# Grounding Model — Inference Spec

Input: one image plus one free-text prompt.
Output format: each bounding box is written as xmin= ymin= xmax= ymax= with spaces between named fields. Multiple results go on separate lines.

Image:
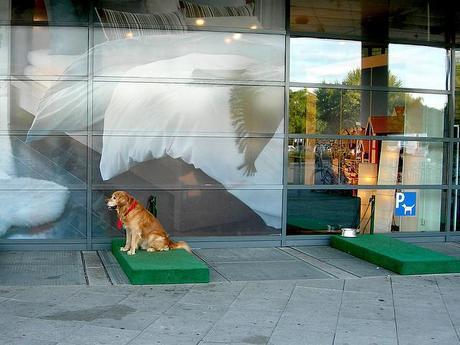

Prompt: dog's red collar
xmin=116 ymin=201 xmax=138 ymax=230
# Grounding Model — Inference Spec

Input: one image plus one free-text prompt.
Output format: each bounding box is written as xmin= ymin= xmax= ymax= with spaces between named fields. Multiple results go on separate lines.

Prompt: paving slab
xmin=89 ymin=309 xmax=161 ymax=331
xmin=418 ymin=243 xmax=460 ymax=257
xmin=178 ymin=282 xmax=245 ymax=308
xmin=6 ymin=317 xmax=84 ymax=343
xmin=0 ymin=251 xmax=83 ymax=266
xmin=64 ymin=324 xmax=141 ymax=345
xmin=334 ymin=318 xmax=398 ymax=345
xmin=203 ymin=308 xmax=280 ymax=344
xmin=7 ymin=285 xmax=82 ymax=304
xmin=131 ymin=313 xmax=217 ymax=345
xmin=0 ymin=264 xmax=86 ymax=285
xmin=194 ymin=247 xmax=296 ymax=264
xmin=294 ymin=245 xmax=356 ymax=259
xmin=269 ymin=323 xmax=335 ymax=345
xmin=3 ymin=249 xmax=460 ymax=344
xmin=280 ymin=247 xmax=355 ymax=279
xmin=0 ymin=274 xmax=460 ymax=344
xmin=436 ymin=274 xmax=460 ymax=291
xmin=295 ymin=278 xmax=345 ymax=291
xmin=213 ymin=260 xmax=331 ymax=281
xmin=4 ymin=338 xmax=58 ymax=345
xmin=344 ymin=276 xmax=393 ymax=296
xmin=324 ymin=257 xmax=394 ymax=277
xmin=98 ymin=251 xmax=130 ymax=285
xmin=339 ymin=290 xmax=395 ymax=322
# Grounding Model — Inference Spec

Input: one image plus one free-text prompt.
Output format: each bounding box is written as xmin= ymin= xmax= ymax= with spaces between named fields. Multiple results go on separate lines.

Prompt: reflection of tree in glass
xmin=289 ymin=69 xmax=405 ymax=134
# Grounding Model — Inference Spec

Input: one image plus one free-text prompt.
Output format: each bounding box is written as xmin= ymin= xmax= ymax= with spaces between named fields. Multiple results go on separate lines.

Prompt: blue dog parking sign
xmin=395 ymin=192 xmax=416 ymax=216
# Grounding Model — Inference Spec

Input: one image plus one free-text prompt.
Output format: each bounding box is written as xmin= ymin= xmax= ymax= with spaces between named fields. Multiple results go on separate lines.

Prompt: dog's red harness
xmin=117 ymin=201 xmax=138 ymax=230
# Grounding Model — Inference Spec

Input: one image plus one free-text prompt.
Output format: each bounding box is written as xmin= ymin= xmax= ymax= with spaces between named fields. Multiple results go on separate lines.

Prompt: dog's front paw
xmin=127 ymin=250 xmax=136 ymax=255
xmin=120 ymin=246 xmax=129 ymax=252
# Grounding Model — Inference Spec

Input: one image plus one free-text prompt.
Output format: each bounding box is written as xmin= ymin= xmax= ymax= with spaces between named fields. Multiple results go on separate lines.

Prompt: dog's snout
xmin=106 ymin=195 xmax=118 ymax=210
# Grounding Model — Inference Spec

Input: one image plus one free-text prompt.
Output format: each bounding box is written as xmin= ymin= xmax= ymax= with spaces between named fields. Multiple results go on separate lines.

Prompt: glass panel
xmin=287 ymin=188 xmax=446 ymax=235
xmin=290 ymin=38 xmax=361 ymax=85
xmin=0 ymin=189 xmax=86 ymax=240
xmin=290 ymin=38 xmax=448 ymax=91
xmin=288 ymin=139 xmax=445 ymax=186
xmin=92 ymin=188 xmax=282 ymax=238
xmin=455 ymin=50 xmax=460 ymax=126
xmin=454 ymin=137 xmax=460 ymax=185
xmin=0 ymin=26 xmax=9 ymax=76
xmin=289 ymin=87 xmax=447 ymax=136
xmin=388 ymin=44 xmax=447 ymax=90
xmin=183 ymin=0 xmax=285 ymax=31
xmin=92 ymin=135 xmax=283 ymax=187
xmin=92 ymin=82 xmax=284 ymax=134
xmin=10 ymin=26 xmax=88 ymax=77
xmin=10 ymin=80 xmax=88 ymax=133
xmin=0 ymin=2 xmax=10 ymax=22
xmin=0 ymin=81 xmax=7 ymax=130
xmin=10 ymin=0 xmax=89 ymax=24
xmin=1 ymin=135 xmax=87 ymax=188
xmin=93 ymin=30 xmax=285 ymax=81
xmin=289 ymin=87 xmax=361 ymax=135
xmin=290 ymin=1 xmax=455 ymax=46
xmin=453 ymin=190 xmax=460 ymax=231
xmin=92 ymin=0 xmax=284 ymax=33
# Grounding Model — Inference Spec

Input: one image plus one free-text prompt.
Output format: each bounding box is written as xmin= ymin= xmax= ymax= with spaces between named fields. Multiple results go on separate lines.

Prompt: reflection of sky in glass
xmin=290 ymin=38 xmax=448 ymax=109
xmin=389 ymin=44 xmax=447 ymax=91
xmin=290 ymin=38 xmax=361 ymax=84
xmin=408 ymin=93 xmax=447 ymax=112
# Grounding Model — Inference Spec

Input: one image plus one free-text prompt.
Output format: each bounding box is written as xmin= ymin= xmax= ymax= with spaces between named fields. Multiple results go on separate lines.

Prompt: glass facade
xmin=0 ymin=0 xmax=458 ymax=248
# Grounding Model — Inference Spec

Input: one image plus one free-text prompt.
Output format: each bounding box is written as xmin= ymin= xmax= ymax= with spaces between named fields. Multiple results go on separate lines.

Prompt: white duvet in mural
xmin=26 ymin=32 xmax=285 ymax=228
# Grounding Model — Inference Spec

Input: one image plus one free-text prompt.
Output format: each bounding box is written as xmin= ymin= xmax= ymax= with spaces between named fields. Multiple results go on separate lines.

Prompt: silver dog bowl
xmin=341 ymin=228 xmax=358 ymax=237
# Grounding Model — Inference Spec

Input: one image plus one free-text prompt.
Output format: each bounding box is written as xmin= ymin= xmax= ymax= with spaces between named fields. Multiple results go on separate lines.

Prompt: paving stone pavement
xmin=1 ymin=275 xmax=460 ymax=345
xmin=1 ymin=243 xmax=460 ymax=344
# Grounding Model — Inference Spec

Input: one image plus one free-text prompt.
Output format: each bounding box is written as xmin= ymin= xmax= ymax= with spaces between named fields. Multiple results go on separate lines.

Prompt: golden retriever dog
xmin=106 ymin=191 xmax=191 ymax=255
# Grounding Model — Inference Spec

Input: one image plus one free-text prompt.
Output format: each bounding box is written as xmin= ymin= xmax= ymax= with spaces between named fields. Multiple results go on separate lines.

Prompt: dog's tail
xmin=169 ymin=240 xmax=192 ymax=253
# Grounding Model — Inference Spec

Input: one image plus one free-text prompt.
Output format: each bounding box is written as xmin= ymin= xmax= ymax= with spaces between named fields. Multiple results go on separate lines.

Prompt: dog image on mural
xmin=106 ymin=191 xmax=191 ymax=255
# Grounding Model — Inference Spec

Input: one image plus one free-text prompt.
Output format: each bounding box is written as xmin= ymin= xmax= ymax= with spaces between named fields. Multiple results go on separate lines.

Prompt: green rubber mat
xmin=330 ymin=234 xmax=460 ymax=275
xmin=111 ymin=239 xmax=209 ymax=285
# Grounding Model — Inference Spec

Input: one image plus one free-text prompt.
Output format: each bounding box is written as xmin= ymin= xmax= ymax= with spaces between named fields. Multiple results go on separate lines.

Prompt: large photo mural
xmin=0 ymin=0 xmax=286 ymax=240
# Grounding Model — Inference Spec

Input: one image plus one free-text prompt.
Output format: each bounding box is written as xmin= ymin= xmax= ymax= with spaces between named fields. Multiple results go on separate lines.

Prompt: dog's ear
xmin=116 ymin=191 xmax=134 ymax=207
xmin=124 ymin=192 xmax=134 ymax=205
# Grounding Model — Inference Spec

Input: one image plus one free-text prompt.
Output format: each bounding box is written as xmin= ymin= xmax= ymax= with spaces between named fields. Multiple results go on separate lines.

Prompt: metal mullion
xmin=90 ymin=131 xmax=284 ymax=139
xmin=447 ymin=48 xmax=457 ymax=239
xmin=289 ymin=31 xmax=452 ymax=49
xmin=90 ymin=21 xmax=286 ymax=36
xmin=0 ymin=185 xmax=87 ymax=191
xmin=91 ymin=184 xmax=283 ymax=191
xmin=5 ymin=130 xmax=90 ymax=136
xmin=85 ymin=16 xmax=94 ymax=250
xmin=286 ymin=184 xmax=449 ymax=190
xmin=281 ymin=28 xmax=290 ymax=247
xmin=9 ymin=76 xmax=88 ymax=82
xmin=289 ymin=82 xmax=450 ymax=96
xmin=91 ymin=235 xmax=281 ymax=243
xmin=287 ymin=133 xmax=450 ymax=142
xmin=92 ymin=76 xmax=285 ymax=87
xmin=0 ymin=239 xmax=87 ymax=244
xmin=9 ymin=21 xmax=90 ymax=28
